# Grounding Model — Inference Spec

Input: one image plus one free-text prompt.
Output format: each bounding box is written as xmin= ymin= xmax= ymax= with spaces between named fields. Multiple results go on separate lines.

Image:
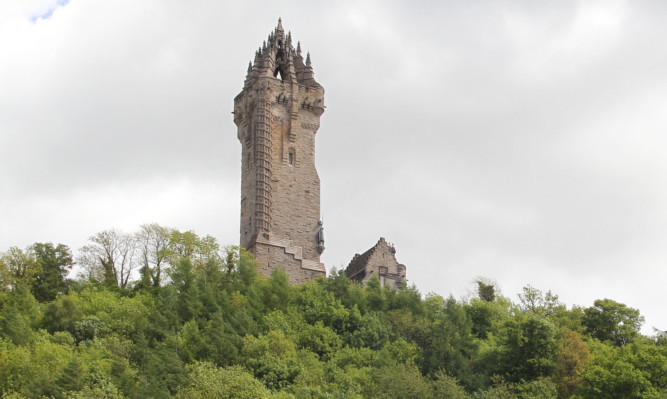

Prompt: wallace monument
xmin=233 ymin=19 xmax=406 ymax=288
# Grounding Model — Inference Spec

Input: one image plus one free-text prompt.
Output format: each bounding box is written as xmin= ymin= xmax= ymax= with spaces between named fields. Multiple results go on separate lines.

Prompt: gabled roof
xmin=346 ymin=237 xmax=393 ymax=278
xmin=346 ymin=246 xmax=376 ymax=278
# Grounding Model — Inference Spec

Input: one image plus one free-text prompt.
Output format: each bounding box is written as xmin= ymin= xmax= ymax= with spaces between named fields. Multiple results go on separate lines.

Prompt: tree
xmin=497 ymin=313 xmax=558 ymax=383
xmin=0 ymin=303 xmax=33 ymax=345
xmin=78 ymin=230 xmax=137 ymax=288
xmin=32 ymin=243 xmax=73 ymax=301
xmin=0 ymin=246 xmax=40 ymax=291
xmin=169 ymin=230 xmax=221 ymax=269
xmin=518 ymin=285 xmax=564 ymax=317
xmin=423 ymin=296 xmax=476 ymax=387
xmin=583 ymin=299 xmax=644 ymax=346
xmin=431 ymin=370 xmax=472 ymax=399
xmin=473 ymin=376 xmax=515 ymax=399
xmin=475 ymin=278 xmax=497 ymax=302
xmin=136 ymin=224 xmax=173 ymax=287
xmin=174 ymin=362 xmax=275 ymax=399
xmin=369 ymin=362 xmax=432 ymax=399
xmin=55 ymin=355 xmax=85 ymax=395
xmin=553 ymin=328 xmax=590 ymax=398
xmin=580 ymin=361 xmax=659 ymax=399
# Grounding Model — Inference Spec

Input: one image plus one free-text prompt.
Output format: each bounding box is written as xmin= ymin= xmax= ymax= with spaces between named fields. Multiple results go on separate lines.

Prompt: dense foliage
xmin=0 ymin=225 xmax=665 ymax=398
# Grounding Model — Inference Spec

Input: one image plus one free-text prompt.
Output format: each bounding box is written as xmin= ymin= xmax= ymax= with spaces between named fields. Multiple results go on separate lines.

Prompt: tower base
xmin=249 ymin=232 xmax=326 ymax=284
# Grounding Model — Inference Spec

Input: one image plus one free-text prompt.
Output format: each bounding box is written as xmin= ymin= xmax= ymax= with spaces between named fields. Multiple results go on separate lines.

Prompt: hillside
xmin=0 ymin=226 xmax=665 ymax=398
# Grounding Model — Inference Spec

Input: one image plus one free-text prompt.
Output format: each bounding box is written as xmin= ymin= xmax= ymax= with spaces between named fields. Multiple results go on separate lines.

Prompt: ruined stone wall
xmin=355 ymin=239 xmax=407 ymax=289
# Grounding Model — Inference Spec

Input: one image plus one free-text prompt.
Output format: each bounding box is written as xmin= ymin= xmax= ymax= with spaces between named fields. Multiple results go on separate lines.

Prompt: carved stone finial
xmin=277 ymin=17 xmax=283 ymax=31
xmin=247 ymin=61 xmax=252 ymax=74
xmin=306 ymin=52 xmax=312 ymax=67
xmin=296 ymin=41 xmax=301 ymax=56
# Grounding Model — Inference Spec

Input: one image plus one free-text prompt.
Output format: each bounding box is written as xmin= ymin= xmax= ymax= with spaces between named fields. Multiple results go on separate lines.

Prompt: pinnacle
xmin=277 ymin=17 xmax=283 ymax=32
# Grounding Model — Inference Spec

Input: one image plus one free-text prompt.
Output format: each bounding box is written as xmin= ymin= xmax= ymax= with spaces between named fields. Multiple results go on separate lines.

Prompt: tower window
xmin=379 ymin=266 xmax=388 ymax=287
xmin=288 ymin=149 xmax=295 ymax=166
xmin=274 ymin=67 xmax=284 ymax=81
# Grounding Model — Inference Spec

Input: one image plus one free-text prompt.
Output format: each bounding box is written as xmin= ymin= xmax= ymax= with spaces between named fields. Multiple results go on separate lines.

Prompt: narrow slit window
xmin=288 ymin=149 xmax=295 ymax=166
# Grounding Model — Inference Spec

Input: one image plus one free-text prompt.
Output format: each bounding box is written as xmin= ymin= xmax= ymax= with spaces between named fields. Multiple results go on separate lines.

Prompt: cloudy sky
xmin=1 ymin=0 xmax=666 ymax=333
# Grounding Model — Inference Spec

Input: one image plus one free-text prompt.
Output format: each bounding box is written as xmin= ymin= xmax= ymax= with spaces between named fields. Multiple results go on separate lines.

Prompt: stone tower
xmin=233 ymin=19 xmax=326 ymax=283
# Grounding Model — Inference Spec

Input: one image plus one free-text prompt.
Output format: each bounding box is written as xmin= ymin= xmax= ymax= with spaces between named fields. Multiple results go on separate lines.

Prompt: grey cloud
xmin=1 ymin=0 xmax=666 ymax=332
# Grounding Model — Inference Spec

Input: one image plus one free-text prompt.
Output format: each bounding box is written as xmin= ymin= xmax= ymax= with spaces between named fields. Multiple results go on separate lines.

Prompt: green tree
xmin=32 ymin=243 xmax=73 ymax=301
xmin=517 ymin=285 xmax=564 ymax=317
xmin=242 ymin=330 xmax=301 ymax=390
xmin=296 ymin=321 xmax=342 ymax=360
xmin=423 ymin=296 xmax=476 ymax=387
xmin=0 ymin=247 xmax=40 ymax=291
xmin=42 ymin=295 xmax=82 ymax=335
xmin=467 ymin=296 xmax=514 ymax=340
xmin=0 ymin=304 xmax=32 ymax=345
xmin=515 ymin=378 xmax=558 ymax=398
xmin=475 ymin=278 xmax=497 ymax=302
xmin=136 ymin=223 xmax=173 ymax=287
xmin=175 ymin=362 xmax=275 ymax=399
xmin=169 ymin=230 xmax=221 ymax=269
xmin=473 ymin=376 xmax=515 ymax=399
xmin=54 ymin=355 xmax=85 ymax=396
xmin=350 ymin=312 xmax=391 ymax=350
xmin=583 ymin=299 xmax=644 ymax=346
xmin=497 ymin=313 xmax=558 ymax=383
xmin=431 ymin=370 xmax=472 ymax=399
xmin=553 ymin=328 xmax=590 ymax=397
xmin=369 ymin=362 xmax=432 ymax=399
xmin=580 ymin=361 xmax=659 ymax=399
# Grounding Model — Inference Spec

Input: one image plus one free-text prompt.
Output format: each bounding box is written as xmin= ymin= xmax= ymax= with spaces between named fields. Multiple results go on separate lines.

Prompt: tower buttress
xmin=233 ymin=19 xmax=326 ymax=283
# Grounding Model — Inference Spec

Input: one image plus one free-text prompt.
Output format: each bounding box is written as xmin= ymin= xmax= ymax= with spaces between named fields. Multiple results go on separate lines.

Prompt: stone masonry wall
xmin=250 ymin=241 xmax=325 ymax=284
xmin=352 ymin=238 xmax=407 ymax=289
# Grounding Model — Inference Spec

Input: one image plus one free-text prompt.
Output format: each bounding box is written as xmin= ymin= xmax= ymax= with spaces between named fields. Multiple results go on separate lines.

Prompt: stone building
xmin=346 ymin=238 xmax=407 ymax=288
xmin=233 ymin=19 xmax=326 ymax=283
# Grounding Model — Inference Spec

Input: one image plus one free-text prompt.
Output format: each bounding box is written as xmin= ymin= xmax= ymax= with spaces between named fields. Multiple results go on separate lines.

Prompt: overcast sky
xmin=1 ymin=0 xmax=666 ymax=334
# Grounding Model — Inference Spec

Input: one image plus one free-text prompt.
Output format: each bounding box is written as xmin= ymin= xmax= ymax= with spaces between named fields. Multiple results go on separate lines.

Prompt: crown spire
xmin=242 ymin=19 xmax=320 ymax=88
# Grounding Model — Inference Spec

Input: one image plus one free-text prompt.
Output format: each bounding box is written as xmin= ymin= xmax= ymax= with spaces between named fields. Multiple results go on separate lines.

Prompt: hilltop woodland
xmin=0 ymin=224 xmax=665 ymax=398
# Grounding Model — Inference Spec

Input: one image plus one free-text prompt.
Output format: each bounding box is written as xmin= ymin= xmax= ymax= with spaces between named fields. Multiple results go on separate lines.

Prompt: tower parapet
xmin=233 ymin=19 xmax=326 ymax=283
